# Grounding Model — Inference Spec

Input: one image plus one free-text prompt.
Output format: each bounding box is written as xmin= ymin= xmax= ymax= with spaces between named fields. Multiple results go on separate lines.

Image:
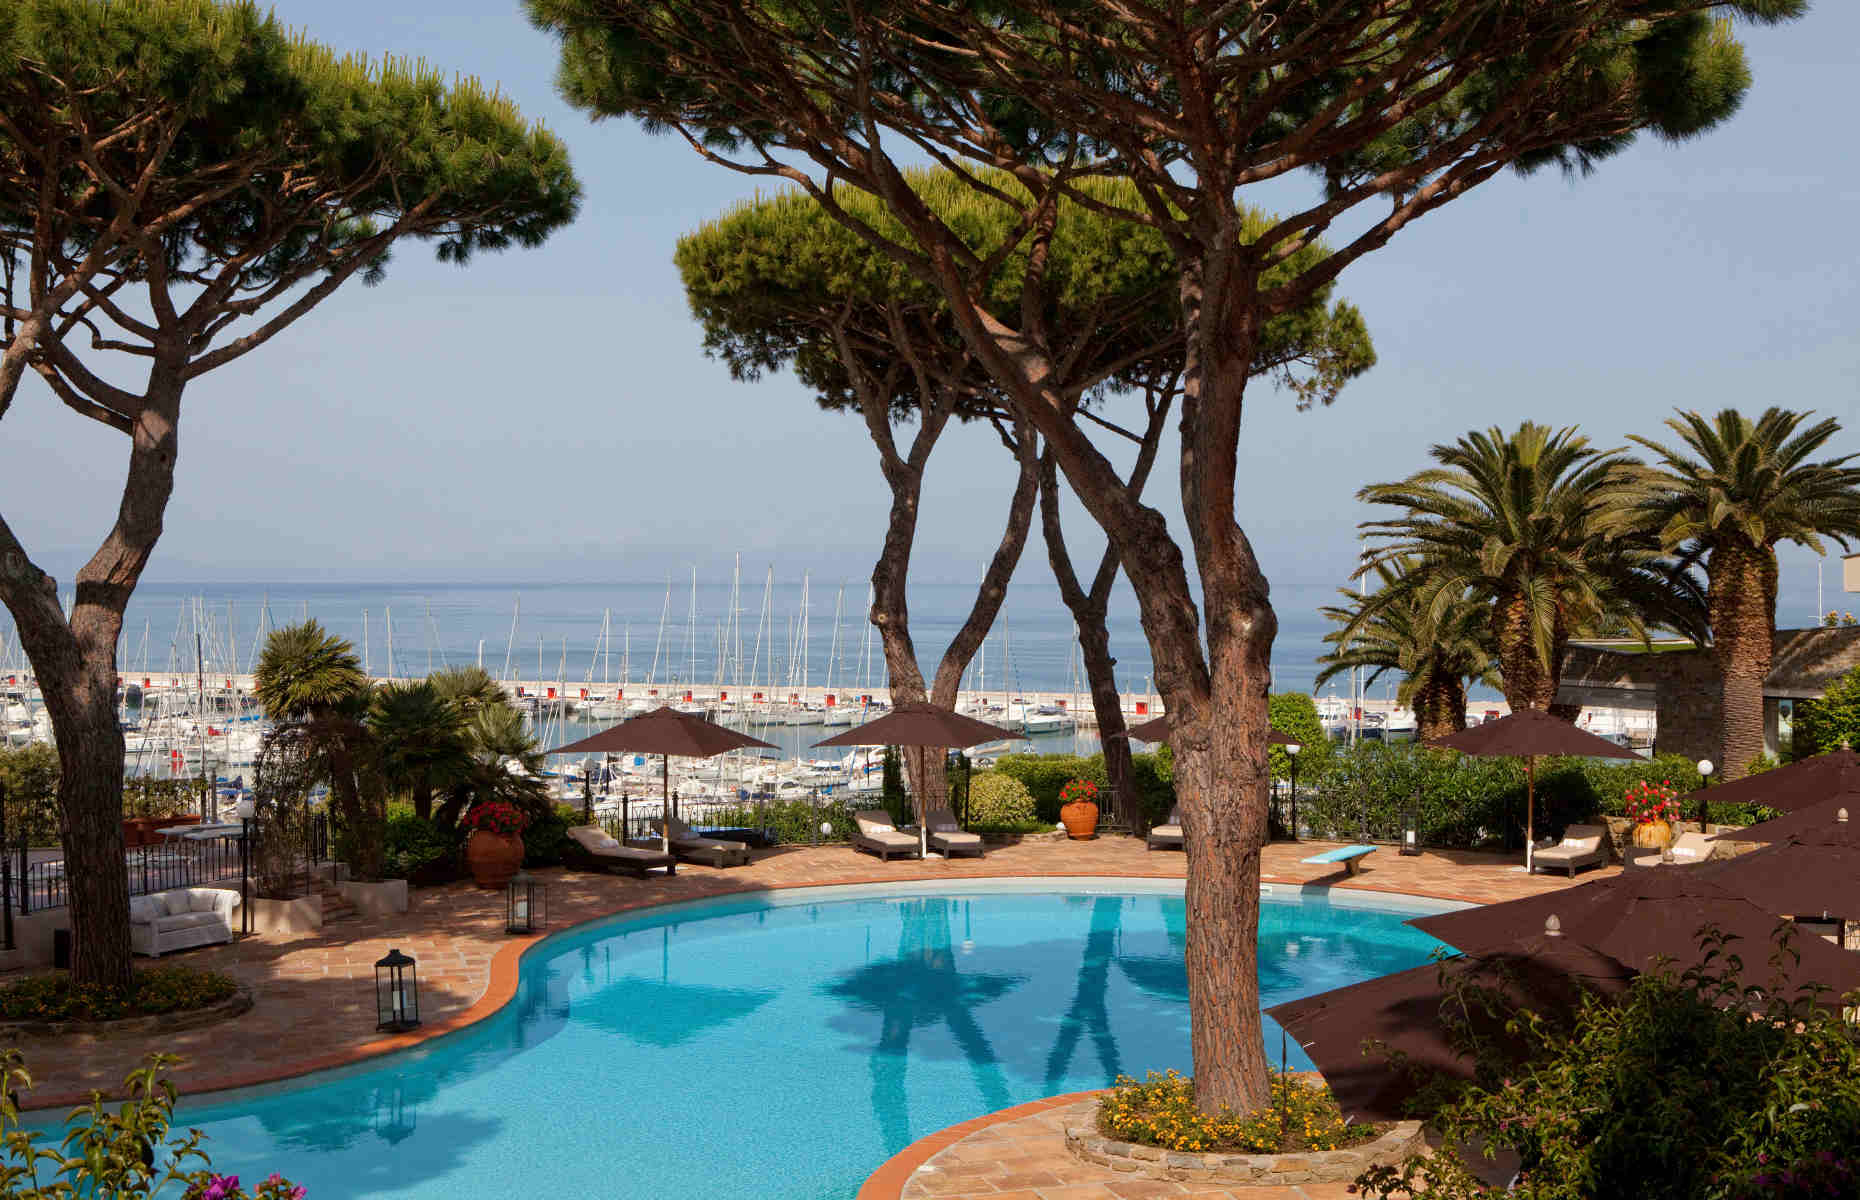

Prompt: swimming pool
xmin=137 ymin=880 xmax=1456 ymax=1199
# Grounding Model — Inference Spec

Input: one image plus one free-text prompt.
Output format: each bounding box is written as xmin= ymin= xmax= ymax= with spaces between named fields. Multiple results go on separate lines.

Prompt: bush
xmin=1269 ymin=692 xmax=1332 ymax=783
xmin=0 ymin=966 xmax=237 ymax=1023
xmin=1128 ymin=751 xmax=1176 ymax=826
xmin=1303 ymin=742 xmax=1719 ymax=848
xmin=382 ymin=803 xmax=460 ymax=882
xmin=966 ymin=819 xmax=1049 ymax=835
xmin=1356 ymin=927 xmax=1860 ymax=1200
xmin=993 ymin=753 xmax=1107 ymax=822
xmin=966 ymin=771 xmax=1038 ymax=826
xmin=1793 ymin=664 xmax=1860 ymax=759
xmin=0 ymin=1051 xmax=305 ymax=1199
xmin=0 ymin=743 xmax=59 ymax=845
xmin=1099 ymin=1070 xmax=1377 ymax=1154
xmin=521 ymin=803 xmax=585 ymax=866
xmin=674 ymin=799 xmax=861 ymax=844
xmin=122 ymin=776 xmax=201 ymax=820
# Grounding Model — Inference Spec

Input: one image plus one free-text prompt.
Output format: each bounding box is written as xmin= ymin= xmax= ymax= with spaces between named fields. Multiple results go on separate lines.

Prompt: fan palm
xmin=1357 ymin=423 xmax=1703 ymax=714
xmin=253 ymin=621 xmax=380 ymax=877
xmin=1627 ymin=408 xmax=1860 ymax=779
xmin=1316 ymin=559 xmax=1497 ymax=741
xmin=429 ymin=665 xmax=508 ymax=717
xmin=370 ymin=680 xmax=470 ymax=819
xmin=432 ymin=694 xmax=551 ymax=827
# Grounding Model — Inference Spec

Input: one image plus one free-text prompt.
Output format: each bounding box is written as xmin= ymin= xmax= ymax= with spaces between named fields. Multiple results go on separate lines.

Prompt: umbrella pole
xmin=662 ymin=754 xmax=671 ymax=852
xmin=1525 ymin=756 xmax=1536 ymax=874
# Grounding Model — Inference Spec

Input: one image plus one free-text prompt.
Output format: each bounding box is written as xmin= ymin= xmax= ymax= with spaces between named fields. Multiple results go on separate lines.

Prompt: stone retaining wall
xmin=1064 ymin=1115 xmax=1424 ymax=1187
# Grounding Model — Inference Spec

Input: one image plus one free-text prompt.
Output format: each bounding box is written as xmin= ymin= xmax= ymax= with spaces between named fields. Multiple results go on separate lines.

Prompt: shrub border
xmin=1066 ymin=1113 xmax=1422 ymax=1186
xmin=0 ymin=983 xmax=253 ymax=1040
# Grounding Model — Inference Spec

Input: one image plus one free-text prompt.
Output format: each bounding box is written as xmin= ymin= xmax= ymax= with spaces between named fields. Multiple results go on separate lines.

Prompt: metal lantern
xmin=375 ymin=947 xmax=421 ymax=1032
xmin=506 ymin=870 xmax=547 ymax=934
xmin=1399 ymin=802 xmax=1421 ymax=856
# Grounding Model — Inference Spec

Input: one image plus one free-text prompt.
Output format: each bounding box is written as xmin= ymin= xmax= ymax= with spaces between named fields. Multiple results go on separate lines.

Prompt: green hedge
xmin=691 ymin=798 xmax=860 ymax=844
xmin=993 ymin=753 xmax=1107 ymax=823
xmin=1300 ymin=743 xmax=1745 ymax=848
xmin=383 ymin=803 xmax=461 ymax=881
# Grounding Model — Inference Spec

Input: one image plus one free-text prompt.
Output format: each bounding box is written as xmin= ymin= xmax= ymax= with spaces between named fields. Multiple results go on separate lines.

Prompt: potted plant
xmin=1058 ymin=777 xmax=1101 ymax=839
xmin=461 ymin=800 xmax=530 ymax=889
xmin=1624 ymin=780 xmax=1682 ymax=849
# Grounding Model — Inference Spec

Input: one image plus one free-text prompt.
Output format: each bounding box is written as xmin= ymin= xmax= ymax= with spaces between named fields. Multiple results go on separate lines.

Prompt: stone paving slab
xmin=14 ymin=835 xmax=1613 ymax=1109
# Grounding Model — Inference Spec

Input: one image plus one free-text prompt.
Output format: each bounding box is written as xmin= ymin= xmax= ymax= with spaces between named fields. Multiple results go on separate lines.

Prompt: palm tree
xmin=431 ymin=691 xmax=551 ymax=828
xmin=1315 ymin=559 xmax=1497 ymax=741
xmin=1358 ymin=423 xmax=1703 ymax=714
xmin=370 ymin=680 xmax=470 ymax=819
xmin=1627 ymin=408 xmax=1860 ymax=779
xmin=430 ymin=665 xmax=508 ymax=717
xmin=253 ymin=621 xmax=381 ymax=878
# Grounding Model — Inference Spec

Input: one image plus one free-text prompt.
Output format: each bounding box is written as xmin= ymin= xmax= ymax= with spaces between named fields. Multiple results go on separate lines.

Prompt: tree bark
xmin=0 ymin=361 xmax=182 ymax=990
xmin=1492 ymin=592 xmax=1560 ymax=711
xmin=1708 ymin=539 xmax=1776 ymax=781
xmin=1413 ymin=673 xmax=1468 ymax=743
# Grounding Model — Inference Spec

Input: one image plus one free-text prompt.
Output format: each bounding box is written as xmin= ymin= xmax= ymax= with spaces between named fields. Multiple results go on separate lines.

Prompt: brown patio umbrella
xmin=1266 ymin=935 xmax=1635 ymax=1121
xmin=1698 ymin=837 xmax=1860 ymax=925
xmin=1428 ymin=708 xmax=1640 ymax=873
xmin=549 ymin=706 xmax=776 ymax=850
xmin=1410 ymin=869 xmax=1860 ymax=1001
xmin=1121 ymin=714 xmax=1294 ymax=745
xmin=814 ymin=703 xmax=1026 ymax=856
xmin=1718 ymin=795 xmax=1860 ymax=845
xmin=1678 ymin=747 xmax=1860 ymax=815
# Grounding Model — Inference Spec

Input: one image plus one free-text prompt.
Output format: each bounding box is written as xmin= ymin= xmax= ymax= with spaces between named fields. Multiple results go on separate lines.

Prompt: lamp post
xmin=1696 ymin=758 xmax=1715 ymax=833
xmin=1285 ymin=743 xmax=1301 ymax=843
xmin=235 ymin=795 xmax=256 ymax=937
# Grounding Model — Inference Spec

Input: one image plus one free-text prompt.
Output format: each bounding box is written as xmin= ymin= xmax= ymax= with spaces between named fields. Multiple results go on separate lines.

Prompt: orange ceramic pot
xmin=1060 ymin=800 xmax=1100 ymax=840
xmin=1632 ymin=819 xmax=1672 ymax=850
xmin=466 ymin=830 xmax=525 ymax=889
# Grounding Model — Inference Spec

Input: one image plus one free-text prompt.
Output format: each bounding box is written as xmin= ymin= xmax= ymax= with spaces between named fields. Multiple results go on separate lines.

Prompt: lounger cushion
xmin=1150 ymin=824 xmax=1183 ymax=839
xmin=931 ymin=819 xmax=958 ymax=832
xmin=865 ymin=822 xmax=894 ymax=834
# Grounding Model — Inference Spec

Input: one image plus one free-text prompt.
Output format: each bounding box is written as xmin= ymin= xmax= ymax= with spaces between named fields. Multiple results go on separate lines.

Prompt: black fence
xmin=2 ymin=812 xmax=330 ymax=919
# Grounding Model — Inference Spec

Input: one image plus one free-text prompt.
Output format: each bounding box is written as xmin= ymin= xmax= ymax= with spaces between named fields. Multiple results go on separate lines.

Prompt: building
xmin=1558 ymin=626 xmax=1860 ymax=763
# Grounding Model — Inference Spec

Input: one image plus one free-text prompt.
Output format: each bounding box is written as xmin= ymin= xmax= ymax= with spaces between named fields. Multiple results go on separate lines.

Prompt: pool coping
xmin=855 ymin=1090 xmax=1108 ymax=1200
xmin=25 ymin=862 xmax=1487 ymax=1111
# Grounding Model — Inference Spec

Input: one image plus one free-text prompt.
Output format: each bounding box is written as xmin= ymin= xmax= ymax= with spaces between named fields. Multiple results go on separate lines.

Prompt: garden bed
xmin=1067 ymin=1071 xmax=1418 ymax=1187
xmin=0 ymin=966 xmax=252 ymax=1038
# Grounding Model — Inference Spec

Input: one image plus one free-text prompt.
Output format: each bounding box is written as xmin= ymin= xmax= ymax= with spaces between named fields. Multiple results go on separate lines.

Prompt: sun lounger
xmin=1146 ymin=807 xmax=1184 ymax=851
xmin=1627 ymin=829 xmax=1719 ymax=868
xmin=1530 ymin=824 xmax=1609 ymax=877
xmin=853 ymin=811 xmax=921 ymax=861
xmin=659 ymin=816 xmax=751 ymax=867
xmin=924 ymin=809 xmax=983 ymax=858
xmin=1301 ymin=845 xmax=1378 ymax=876
xmin=566 ymin=826 xmax=676 ymax=877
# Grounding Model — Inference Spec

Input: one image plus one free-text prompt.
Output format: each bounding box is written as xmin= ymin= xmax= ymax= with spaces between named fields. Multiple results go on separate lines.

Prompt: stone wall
xmin=1558 ymin=626 xmax=1860 ymax=763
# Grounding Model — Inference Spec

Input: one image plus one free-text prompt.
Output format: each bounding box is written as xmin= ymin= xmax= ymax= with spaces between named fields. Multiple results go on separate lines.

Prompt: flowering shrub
xmin=184 ymin=1175 xmax=308 ymax=1200
xmin=0 ymin=1051 xmax=306 ymax=1199
xmin=460 ymin=799 xmax=529 ymax=836
xmin=1097 ymin=1069 xmax=1377 ymax=1154
xmin=1058 ymin=778 xmax=1099 ymax=808
xmin=966 ymin=771 xmax=1037 ymax=826
xmin=1623 ymin=779 xmax=1682 ymax=825
xmin=0 ymin=966 xmax=237 ymax=1023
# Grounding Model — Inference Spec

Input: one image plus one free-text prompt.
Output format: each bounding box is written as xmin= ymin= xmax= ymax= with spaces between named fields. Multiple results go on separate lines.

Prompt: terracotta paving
xmin=13 ymin=835 xmax=1615 ymax=1112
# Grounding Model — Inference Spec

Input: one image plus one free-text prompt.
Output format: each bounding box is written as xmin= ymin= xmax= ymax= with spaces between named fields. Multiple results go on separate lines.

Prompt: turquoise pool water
xmin=125 ymin=881 xmax=1453 ymax=1199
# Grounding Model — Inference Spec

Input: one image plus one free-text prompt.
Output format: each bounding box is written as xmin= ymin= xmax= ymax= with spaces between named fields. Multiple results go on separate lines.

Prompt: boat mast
xmin=502 ymin=595 xmax=520 ymax=682
xmin=648 ymin=576 xmax=671 ymax=687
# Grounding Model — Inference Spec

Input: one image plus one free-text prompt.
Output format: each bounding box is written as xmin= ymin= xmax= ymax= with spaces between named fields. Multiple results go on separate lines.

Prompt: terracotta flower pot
xmin=466 ymin=830 xmax=525 ymax=889
xmin=1632 ymin=819 xmax=1672 ymax=849
xmin=1060 ymin=799 xmax=1100 ymax=840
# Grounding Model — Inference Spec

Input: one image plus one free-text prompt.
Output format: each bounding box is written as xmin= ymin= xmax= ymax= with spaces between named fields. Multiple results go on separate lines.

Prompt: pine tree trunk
xmin=1708 ymin=539 xmax=1776 ymax=781
xmin=1077 ymin=616 xmax=1133 ymax=819
xmin=49 ymin=663 xmax=134 ymax=990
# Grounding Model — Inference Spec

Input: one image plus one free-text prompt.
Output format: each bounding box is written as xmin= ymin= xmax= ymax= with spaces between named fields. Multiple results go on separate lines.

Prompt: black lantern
xmin=375 ymin=947 xmax=420 ymax=1032
xmin=506 ymin=870 xmax=547 ymax=934
xmin=1399 ymin=802 xmax=1421 ymax=856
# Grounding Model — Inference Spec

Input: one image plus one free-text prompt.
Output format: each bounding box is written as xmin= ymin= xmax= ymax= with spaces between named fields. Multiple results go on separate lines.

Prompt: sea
xmin=2 ymin=576 xmax=1393 ymax=762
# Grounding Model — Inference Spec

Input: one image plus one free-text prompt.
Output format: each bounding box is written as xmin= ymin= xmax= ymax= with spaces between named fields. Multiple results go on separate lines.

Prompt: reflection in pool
xmin=98 ymin=883 xmax=1451 ymax=1200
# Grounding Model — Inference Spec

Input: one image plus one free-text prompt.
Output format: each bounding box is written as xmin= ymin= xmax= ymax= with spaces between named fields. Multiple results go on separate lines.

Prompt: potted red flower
xmin=1058 ymin=778 xmax=1100 ymax=840
xmin=461 ymin=799 xmax=530 ymax=889
xmin=1624 ymin=779 xmax=1682 ymax=849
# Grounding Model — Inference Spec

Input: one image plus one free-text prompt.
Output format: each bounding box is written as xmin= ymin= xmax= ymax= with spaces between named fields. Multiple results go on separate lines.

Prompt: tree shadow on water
xmin=823 ymin=898 xmax=1026 ymax=1153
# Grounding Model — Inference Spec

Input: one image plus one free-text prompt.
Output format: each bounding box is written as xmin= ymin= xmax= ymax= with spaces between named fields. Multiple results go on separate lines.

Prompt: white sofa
xmin=128 ymin=888 xmax=240 ymax=957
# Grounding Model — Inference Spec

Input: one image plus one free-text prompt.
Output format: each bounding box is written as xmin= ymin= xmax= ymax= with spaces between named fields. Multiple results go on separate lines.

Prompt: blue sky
xmin=2 ymin=2 xmax=1856 ymax=630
